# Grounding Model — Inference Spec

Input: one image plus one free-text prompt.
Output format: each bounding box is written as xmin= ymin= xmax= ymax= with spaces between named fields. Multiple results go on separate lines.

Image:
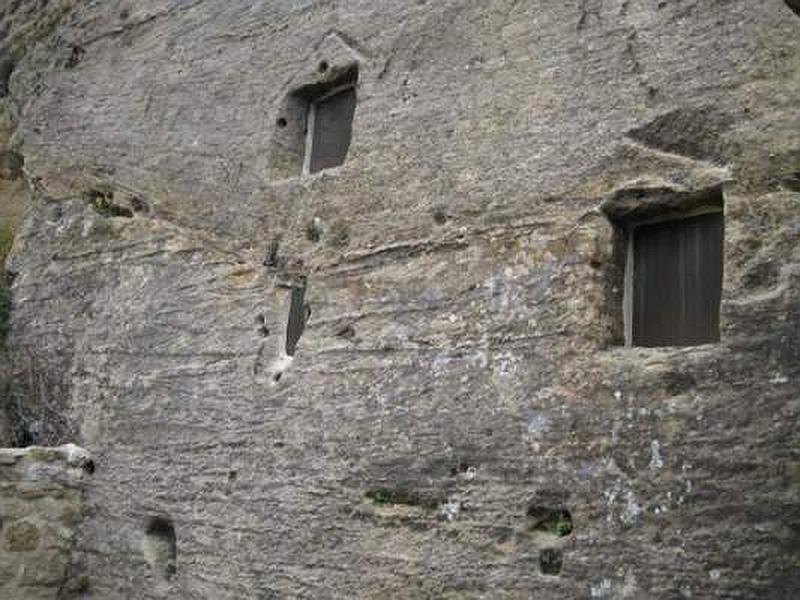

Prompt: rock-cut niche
xmin=269 ymin=63 xmax=358 ymax=178
xmin=142 ymin=517 xmax=177 ymax=581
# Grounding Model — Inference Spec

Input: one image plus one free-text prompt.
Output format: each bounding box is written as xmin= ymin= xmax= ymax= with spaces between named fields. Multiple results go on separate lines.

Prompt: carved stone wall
xmin=1 ymin=1 xmax=799 ymax=598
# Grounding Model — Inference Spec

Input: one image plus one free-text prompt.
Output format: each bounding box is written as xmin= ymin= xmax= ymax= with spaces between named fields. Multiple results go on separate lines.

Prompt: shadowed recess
xmin=365 ymin=487 xmax=445 ymax=510
xmin=540 ymin=548 xmax=563 ymax=575
xmin=526 ymin=505 xmax=573 ymax=537
xmin=285 ymin=281 xmax=309 ymax=356
xmin=143 ymin=517 xmax=176 ymax=580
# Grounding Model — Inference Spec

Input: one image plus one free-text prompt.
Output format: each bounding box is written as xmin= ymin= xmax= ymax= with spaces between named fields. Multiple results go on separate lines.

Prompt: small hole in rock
xmin=273 ymin=372 xmax=282 ymax=383
xmin=432 ymin=208 xmax=448 ymax=225
xmin=318 ymin=60 xmax=329 ymax=73
xmin=540 ymin=548 xmax=563 ymax=576
xmin=306 ymin=220 xmax=322 ymax=243
xmin=276 ymin=117 xmax=287 ymax=128
xmin=264 ymin=239 xmax=280 ymax=267
xmin=0 ymin=57 xmax=16 ymax=97
xmin=130 ymin=196 xmax=148 ymax=213
xmin=0 ymin=150 xmax=24 ymax=180
xmin=255 ymin=314 xmax=270 ymax=336
xmin=82 ymin=459 xmax=95 ymax=474
xmin=85 ymin=189 xmax=133 ymax=218
xmin=65 ymin=45 xmax=85 ymax=69
xmin=526 ymin=506 xmax=573 ymax=537
xmin=227 ymin=470 xmax=237 ymax=481
xmin=335 ymin=324 xmax=356 ymax=339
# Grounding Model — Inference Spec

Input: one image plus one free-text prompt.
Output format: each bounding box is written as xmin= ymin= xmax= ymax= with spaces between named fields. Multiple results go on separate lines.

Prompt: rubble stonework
xmin=0 ymin=445 xmax=91 ymax=599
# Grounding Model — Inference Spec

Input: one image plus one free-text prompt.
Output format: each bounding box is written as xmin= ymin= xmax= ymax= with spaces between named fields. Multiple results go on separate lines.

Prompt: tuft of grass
xmin=366 ymin=489 xmax=398 ymax=506
xmin=554 ymin=513 xmax=573 ymax=537
xmin=527 ymin=505 xmax=574 ymax=537
xmin=365 ymin=487 xmax=444 ymax=510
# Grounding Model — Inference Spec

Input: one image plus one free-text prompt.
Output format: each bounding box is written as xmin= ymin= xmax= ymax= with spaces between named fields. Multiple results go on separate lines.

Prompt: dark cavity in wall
xmin=786 ymin=1 xmax=800 ymax=17
xmin=0 ymin=150 xmax=24 ymax=180
xmin=306 ymin=218 xmax=322 ymax=242
xmin=65 ymin=44 xmax=85 ymax=69
xmin=143 ymin=517 xmax=176 ymax=580
xmin=264 ymin=238 xmax=281 ymax=268
xmin=255 ymin=314 xmax=270 ymax=337
xmin=84 ymin=189 xmax=133 ymax=218
xmin=365 ymin=487 xmax=445 ymax=510
xmin=526 ymin=505 xmax=573 ymax=537
xmin=285 ymin=280 xmax=309 ymax=356
xmin=0 ymin=57 xmax=15 ymax=97
xmin=130 ymin=196 xmax=149 ymax=214
xmin=539 ymin=548 xmax=563 ymax=575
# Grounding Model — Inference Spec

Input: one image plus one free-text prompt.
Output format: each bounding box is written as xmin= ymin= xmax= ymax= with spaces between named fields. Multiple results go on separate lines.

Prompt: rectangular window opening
xmin=304 ymin=84 xmax=357 ymax=175
xmin=624 ymin=208 xmax=724 ymax=348
xmin=268 ymin=65 xmax=358 ymax=179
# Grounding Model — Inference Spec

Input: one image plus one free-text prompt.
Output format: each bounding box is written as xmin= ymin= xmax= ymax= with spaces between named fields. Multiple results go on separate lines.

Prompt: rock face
xmin=1 ymin=0 xmax=800 ymax=598
xmin=0 ymin=444 xmax=92 ymax=599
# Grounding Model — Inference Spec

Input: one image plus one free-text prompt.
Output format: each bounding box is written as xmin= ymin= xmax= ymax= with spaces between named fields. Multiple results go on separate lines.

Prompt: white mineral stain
xmin=440 ymin=501 xmax=461 ymax=522
xmin=526 ymin=411 xmax=551 ymax=436
xmin=649 ymin=440 xmax=664 ymax=472
xmin=590 ymin=578 xmax=613 ymax=598
xmin=621 ymin=573 xmax=638 ymax=598
xmin=269 ymin=352 xmax=293 ymax=386
xmin=621 ymin=491 xmax=642 ymax=525
xmin=770 ymin=373 xmax=788 ymax=384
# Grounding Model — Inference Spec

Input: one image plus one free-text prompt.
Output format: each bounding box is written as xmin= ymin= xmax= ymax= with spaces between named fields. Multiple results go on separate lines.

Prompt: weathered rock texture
xmin=0 ymin=444 xmax=92 ymax=599
xmin=1 ymin=0 xmax=800 ymax=598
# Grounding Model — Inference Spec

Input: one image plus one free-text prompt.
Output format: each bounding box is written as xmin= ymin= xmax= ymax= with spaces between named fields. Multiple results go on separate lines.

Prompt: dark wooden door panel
xmin=632 ymin=212 xmax=723 ymax=347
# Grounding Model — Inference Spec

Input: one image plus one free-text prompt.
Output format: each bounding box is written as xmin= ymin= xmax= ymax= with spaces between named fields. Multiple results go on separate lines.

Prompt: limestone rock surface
xmin=1 ymin=0 xmax=799 ymax=598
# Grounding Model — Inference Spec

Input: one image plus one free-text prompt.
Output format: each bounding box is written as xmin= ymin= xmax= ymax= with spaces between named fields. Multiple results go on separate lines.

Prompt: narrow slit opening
xmin=285 ymin=281 xmax=308 ymax=356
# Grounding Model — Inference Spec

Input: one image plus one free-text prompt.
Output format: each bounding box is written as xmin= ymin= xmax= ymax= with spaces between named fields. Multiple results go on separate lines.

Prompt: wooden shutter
xmin=308 ymin=87 xmax=356 ymax=174
xmin=631 ymin=212 xmax=723 ymax=347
